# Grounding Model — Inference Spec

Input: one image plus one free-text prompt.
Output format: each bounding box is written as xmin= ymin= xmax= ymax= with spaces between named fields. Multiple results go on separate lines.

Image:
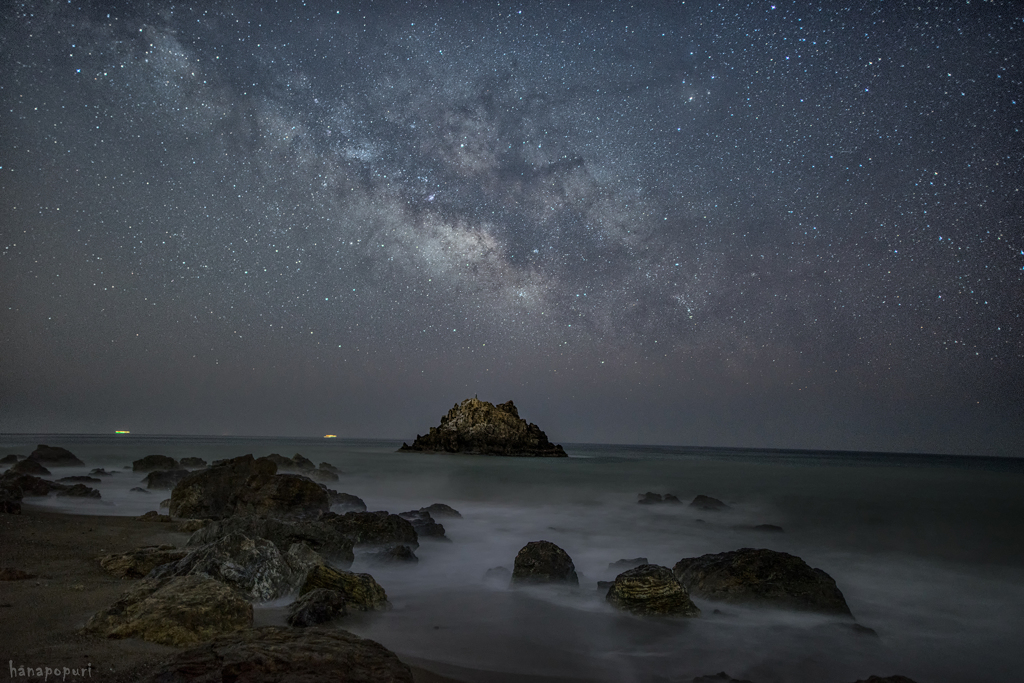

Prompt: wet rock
xmin=366 ymin=544 xmax=418 ymax=565
xmin=399 ymin=397 xmax=567 ymax=456
xmin=606 ymin=564 xmax=701 ymax=617
xmin=690 ymin=495 xmax=729 ymax=510
xmin=57 ymin=483 xmax=101 ymax=498
xmin=57 ymin=475 xmax=101 ymax=483
xmin=673 ymin=548 xmax=852 ymax=615
xmin=484 ymin=566 xmax=512 ymax=583
xmin=99 ymin=545 xmax=190 ymax=579
xmin=692 ymin=673 xmax=754 ymax=683
xmin=421 ymin=503 xmax=462 ymax=518
xmin=137 ymin=626 xmax=414 ymax=683
xmin=186 ymin=515 xmax=354 ymax=567
xmin=83 ymin=575 xmax=252 ymax=647
xmin=324 ymin=489 xmax=367 ymax=512
xmin=300 ymin=565 xmax=390 ymax=611
xmin=90 ymin=468 xmax=115 ymax=476
xmin=511 ymin=540 xmax=579 ymax=586
xmin=152 ymin=532 xmax=303 ymax=602
xmin=0 ymin=472 xmax=67 ymax=496
xmin=286 ymin=588 xmax=348 ymax=627
xmin=168 ymin=454 xmax=276 ymax=520
xmin=27 ymin=444 xmax=84 ymax=467
xmin=133 ymin=454 xmax=179 ymax=472
xmin=231 ymin=473 xmax=330 ymax=520
xmin=0 ymin=454 xmax=22 ymax=465
xmin=137 ymin=511 xmax=173 ymax=522
xmin=10 ymin=459 xmax=51 ymax=476
xmin=130 ymin=487 xmax=150 ymax=493
xmin=609 ymin=557 xmax=648 ymax=572
xmin=323 ymin=510 xmax=418 ymax=548
xmin=179 ymin=457 xmax=207 ymax=468
xmin=143 ymin=469 xmax=191 ymax=490
xmin=0 ymin=568 xmax=36 ymax=580
xmin=398 ymin=509 xmax=448 ymax=540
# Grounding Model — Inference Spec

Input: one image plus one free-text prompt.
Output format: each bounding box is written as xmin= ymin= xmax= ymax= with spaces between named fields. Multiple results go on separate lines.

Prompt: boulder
xmin=299 ymin=565 xmax=390 ymax=611
xmin=231 ymin=473 xmax=330 ymax=520
xmin=143 ymin=469 xmax=191 ymax=490
xmin=27 ymin=444 xmax=84 ymax=467
xmin=99 ymin=545 xmax=190 ymax=579
xmin=179 ymin=457 xmax=208 ymax=469
xmin=137 ymin=511 xmax=173 ymax=522
xmin=511 ymin=540 xmax=579 ymax=586
xmin=57 ymin=475 xmax=101 ymax=483
xmin=0 ymin=454 xmax=22 ymax=465
xmin=137 ymin=626 xmax=414 ymax=683
xmin=399 ymin=397 xmax=567 ymax=456
xmin=421 ymin=503 xmax=461 ymax=518
xmin=606 ymin=564 xmax=701 ymax=617
xmin=609 ymin=557 xmax=648 ymax=572
xmin=318 ymin=462 xmax=340 ymax=474
xmin=150 ymin=532 xmax=303 ymax=602
xmin=56 ymin=483 xmax=101 ymax=498
xmin=673 ymin=548 xmax=852 ymax=615
xmin=690 ymin=495 xmax=728 ymax=511
xmin=186 ymin=515 xmax=354 ymax=568
xmin=0 ymin=472 xmax=67 ymax=496
xmin=398 ymin=509 xmax=448 ymax=540
xmin=10 ymin=459 xmax=51 ymax=476
xmin=169 ymin=454 xmax=276 ymax=520
xmin=286 ymin=588 xmax=348 ymax=627
xmin=324 ymin=489 xmax=367 ymax=512
xmin=323 ymin=511 xmax=418 ymax=547
xmin=83 ymin=575 xmax=252 ymax=647
xmin=366 ymin=544 xmax=418 ymax=565
xmin=90 ymin=468 xmax=115 ymax=476
xmin=133 ymin=454 xmax=179 ymax=472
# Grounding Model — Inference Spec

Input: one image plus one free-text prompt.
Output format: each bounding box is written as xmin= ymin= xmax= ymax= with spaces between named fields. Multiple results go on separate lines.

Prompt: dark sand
xmin=0 ymin=504 xmax=466 ymax=683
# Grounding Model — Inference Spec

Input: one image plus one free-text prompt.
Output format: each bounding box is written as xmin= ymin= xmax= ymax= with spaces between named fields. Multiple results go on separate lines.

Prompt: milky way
xmin=2 ymin=1 xmax=1021 ymax=454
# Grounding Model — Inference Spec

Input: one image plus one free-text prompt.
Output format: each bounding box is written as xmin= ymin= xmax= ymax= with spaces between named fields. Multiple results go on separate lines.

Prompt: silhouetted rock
xmin=10 ymin=459 xmax=51 ymax=476
xmin=130 ymin=487 xmax=150 ymax=493
xmin=690 ymin=495 xmax=729 ymax=510
xmin=318 ymin=462 xmax=340 ymax=474
xmin=0 ymin=472 xmax=67 ymax=496
xmin=169 ymin=454 xmax=276 ymax=520
xmin=27 ymin=444 xmax=84 ymax=467
xmin=399 ymin=509 xmax=448 ymax=540
xmin=286 ymin=588 xmax=348 ymax=627
xmin=324 ymin=489 xmax=367 ymax=511
xmin=609 ymin=557 xmax=648 ymax=572
xmin=0 ymin=454 xmax=22 ymax=465
xmin=606 ymin=564 xmax=700 ymax=617
xmin=187 ymin=515 xmax=354 ymax=567
xmin=133 ymin=454 xmax=179 ymax=472
xmin=322 ymin=510 xmax=418 ymax=547
xmin=400 ymin=397 xmax=567 ymax=456
xmin=57 ymin=483 xmax=100 ymax=498
xmin=673 ymin=548 xmax=852 ymax=615
xmin=137 ymin=511 xmax=172 ymax=522
xmin=83 ymin=575 xmax=252 ymax=647
xmin=299 ymin=565 xmax=390 ymax=611
xmin=692 ymin=673 xmax=753 ymax=683
xmin=179 ymin=457 xmax=207 ymax=469
xmin=231 ymin=473 xmax=330 ymax=520
xmin=484 ymin=566 xmax=512 ymax=583
xmin=367 ymin=544 xmax=418 ymax=565
xmin=258 ymin=453 xmax=315 ymax=472
xmin=99 ymin=545 xmax=189 ymax=579
xmin=137 ymin=626 xmax=414 ymax=683
xmin=90 ymin=468 xmax=115 ymax=476
xmin=143 ymin=469 xmax=191 ymax=489
xmin=511 ymin=540 xmax=579 ymax=586
xmin=638 ymin=492 xmax=682 ymax=505
xmin=58 ymin=475 xmax=101 ymax=483
xmin=0 ymin=484 xmax=20 ymax=514
xmin=421 ymin=503 xmax=462 ymax=518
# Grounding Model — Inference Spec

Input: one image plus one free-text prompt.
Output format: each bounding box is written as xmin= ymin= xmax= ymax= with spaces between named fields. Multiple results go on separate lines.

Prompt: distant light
xmin=324 ymin=434 xmax=337 ymax=439
xmin=115 ymin=430 xmax=130 ymax=434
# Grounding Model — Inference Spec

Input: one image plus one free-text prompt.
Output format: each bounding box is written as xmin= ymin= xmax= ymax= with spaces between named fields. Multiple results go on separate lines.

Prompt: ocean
xmin=3 ymin=434 xmax=1022 ymax=683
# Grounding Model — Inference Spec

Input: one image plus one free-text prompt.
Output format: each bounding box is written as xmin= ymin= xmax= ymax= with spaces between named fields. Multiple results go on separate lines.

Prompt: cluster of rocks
xmin=1 ymin=445 xmax=103 ymax=511
xmin=637 ymin=492 xmax=730 ymax=510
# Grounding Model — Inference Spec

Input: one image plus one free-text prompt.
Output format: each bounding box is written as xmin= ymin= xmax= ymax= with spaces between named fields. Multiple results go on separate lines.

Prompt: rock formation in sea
xmin=690 ymin=495 xmax=729 ymax=510
xmin=179 ymin=457 xmax=208 ymax=469
xmin=322 ymin=489 xmax=366 ymax=512
xmin=399 ymin=397 xmax=567 ymax=456
xmin=605 ymin=564 xmax=701 ymax=617
xmin=321 ymin=510 xmax=419 ymax=547
xmin=143 ymin=469 xmax=191 ymax=489
xmin=286 ymin=588 xmax=348 ymax=627
xmin=399 ymin=509 xmax=448 ymax=540
xmin=56 ymin=483 xmax=101 ymax=498
xmin=186 ymin=515 xmax=355 ymax=567
xmin=133 ymin=454 xmax=179 ymax=471
xmin=27 ymin=444 xmax=85 ymax=467
xmin=638 ymin=492 xmax=682 ymax=504
xmin=366 ymin=544 xmax=419 ymax=565
xmin=609 ymin=557 xmax=649 ymax=572
xmin=9 ymin=459 xmax=51 ymax=476
xmin=420 ymin=502 xmax=462 ymax=517
xmin=511 ymin=540 xmax=579 ymax=586
xmin=299 ymin=565 xmax=390 ymax=611
xmin=673 ymin=547 xmax=852 ymax=615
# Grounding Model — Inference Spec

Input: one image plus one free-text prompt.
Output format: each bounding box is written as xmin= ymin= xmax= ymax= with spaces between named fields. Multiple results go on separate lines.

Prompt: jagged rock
xmin=673 ymin=548 xmax=852 ymax=615
xmin=291 ymin=454 xmax=315 ymax=470
xmin=606 ymin=564 xmax=701 ymax=617
xmin=57 ymin=483 xmax=101 ymax=498
xmin=90 ymin=468 xmax=115 ymax=476
xmin=318 ymin=462 xmax=340 ymax=474
xmin=299 ymin=565 xmax=390 ymax=611
xmin=83 ymin=575 xmax=252 ymax=647
xmin=286 ymin=588 xmax=348 ymax=627
xmin=609 ymin=557 xmax=648 ymax=571
xmin=0 ymin=454 xmax=22 ymax=465
xmin=137 ymin=511 xmax=172 ymax=522
xmin=130 ymin=487 xmax=150 ymax=493
xmin=179 ymin=457 xmax=207 ymax=468
xmin=10 ymin=459 xmax=51 ymax=476
xmin=0 ymin=568 xmax=36 ymax=580
xmin=398 ymin=509 xmax=448 ymax=540
xmin=230 ymin=473 xmax=330 ymax=520
xmin=152 ymin=532 xmax=310 ymax=602
xmin=421 ymin=503 xmax=461 ymax=518
xmin=324 ymin=489 xmax=367 ymax=512
xmin=690 ymin=495 xmax=729 ymax=510
xmin=143 ymin=469 xmax=191 ymax=489
xmin=484 ymin=566 xmax=512 ymax=583
xmin=27 ymin=444 xmax=84 ymax=467
xmin=99 ymin=545 xmax=190 ymax=579
xmin=0 ymin=472 xmax=67 ymax=496
xmin=57 ymin=475 xmax=101 ymax=483
xmin=692 ymin=674 xmax=753 ymax=683
xmin=137 ymin=626 xmax=414 ymax=683
xmin=511 ymin=540 xmax=579 ymax=586
xmin=186 ymin=515 xmax=354 ymax=567
xmin=366 ymin=544 xmax=418 ymax=565
xmin=133 ymin=455 xmax=179 ymax=472
xmin=322 ymin=511 xmax=418 ymax=547
xmin=399 ymin=397 xmax=567 ymax=457
xmin=638 ymin=492 xmax=662 ymax=504
xmin=169 ymin=454 xmax=276 ymax=520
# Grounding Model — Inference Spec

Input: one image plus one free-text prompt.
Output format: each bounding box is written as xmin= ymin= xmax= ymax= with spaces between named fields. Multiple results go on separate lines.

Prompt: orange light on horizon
xmin=324 ymin=434 xmax=337 ymax=438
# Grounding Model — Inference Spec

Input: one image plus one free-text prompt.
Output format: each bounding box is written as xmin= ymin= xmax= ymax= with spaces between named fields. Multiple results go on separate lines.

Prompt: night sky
xmin=2 ymin=1 xmax=1021 ymax=455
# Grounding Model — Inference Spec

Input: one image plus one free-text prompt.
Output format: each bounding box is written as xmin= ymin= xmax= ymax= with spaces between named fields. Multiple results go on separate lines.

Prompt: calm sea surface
xmin=4 ymin=434 xmax=1023 ymax=683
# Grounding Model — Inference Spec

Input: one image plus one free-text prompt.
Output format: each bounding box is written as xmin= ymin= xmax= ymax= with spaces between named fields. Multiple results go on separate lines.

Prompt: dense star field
xmin=1 ymin=1 xmax=1021 ymax=453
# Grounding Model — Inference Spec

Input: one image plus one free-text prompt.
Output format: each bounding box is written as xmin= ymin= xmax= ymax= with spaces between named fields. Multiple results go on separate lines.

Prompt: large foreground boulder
xmin=286 ymin=588 xmax=348 ymax=627
xmin=606 ymin=564 xmax=701 ymax=617
xmin=232 ymin=473 xmax=330 ymax=520
xmin=511 ymin=540 xmax=579 ymax=586
xmin=673 ymin=548 xmax=852 ymax=615
xmin=169 ymin=454 xmax=276 ymax=519
xmin=137 ymin=626 xmax=414 ymax=683
xmin=144 ymin=469 xmax=191 ymax=489
xmin=300 ymin=565 xmax=390 ymax=611
xmin=323 ymin=511 xmax=418 ymax=547
xmin=186 ymin=515 xmax=354 ymax=568
xmin=84 ymin=575 xmax=252 ymax=647
xmin=27 ymin=444 xmax=84 ymax=467
xmin=399 ymin=397 xmax=567 ymax=456
xmin=98 ymin=545 xmax=190 ymax=579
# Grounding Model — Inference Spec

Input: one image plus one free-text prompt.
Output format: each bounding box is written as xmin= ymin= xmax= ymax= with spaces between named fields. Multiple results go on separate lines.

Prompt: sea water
xmin=2 ymin=434 xmax=1022 ymax=683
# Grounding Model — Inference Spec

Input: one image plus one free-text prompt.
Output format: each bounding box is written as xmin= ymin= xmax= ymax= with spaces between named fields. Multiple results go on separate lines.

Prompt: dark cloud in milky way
xmin=1 ymin=1 xmax=1021 ymax=454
